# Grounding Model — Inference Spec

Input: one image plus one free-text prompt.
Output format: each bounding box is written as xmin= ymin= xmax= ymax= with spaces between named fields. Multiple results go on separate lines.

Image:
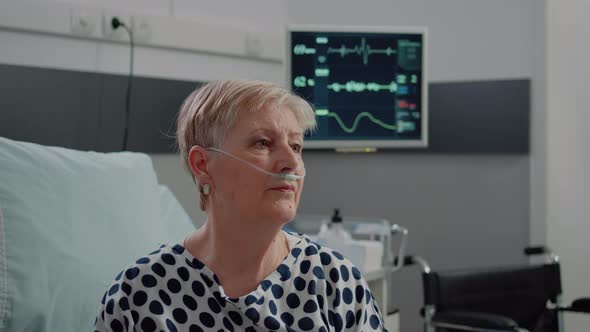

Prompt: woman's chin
xmin=265 ymin=203 xmax=298 ymax=224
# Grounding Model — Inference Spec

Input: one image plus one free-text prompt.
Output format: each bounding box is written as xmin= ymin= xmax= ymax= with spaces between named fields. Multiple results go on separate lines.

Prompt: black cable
xmin=112 ymin=17 xmax=134 ymax=151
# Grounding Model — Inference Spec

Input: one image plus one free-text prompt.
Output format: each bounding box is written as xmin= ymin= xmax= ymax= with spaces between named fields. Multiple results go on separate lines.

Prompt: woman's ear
xmin=188 ymin=145 xmax=211 ymax=184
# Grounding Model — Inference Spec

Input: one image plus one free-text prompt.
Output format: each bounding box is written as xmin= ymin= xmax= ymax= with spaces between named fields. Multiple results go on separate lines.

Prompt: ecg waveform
xmin=327 ymin=80 xmax=398 ymax=93
xmin=315 ymin=109 xmax=397 ymax=133
xmin=326 ymin=38 xmax=397 ymax=65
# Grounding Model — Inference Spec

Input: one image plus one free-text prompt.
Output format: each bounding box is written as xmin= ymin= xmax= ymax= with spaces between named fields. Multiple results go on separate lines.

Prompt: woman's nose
xmin=275 ymin=144 xmax=302 ymax=174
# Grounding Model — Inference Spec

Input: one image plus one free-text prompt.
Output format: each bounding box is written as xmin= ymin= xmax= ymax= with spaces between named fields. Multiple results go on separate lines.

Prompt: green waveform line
xmin=326 ymin=37 xmax=397 ymax=65
xmin=316 ymin=109 xmax=397 ymax=133
xmin=327 ymin=80 xmax=398 ymax=93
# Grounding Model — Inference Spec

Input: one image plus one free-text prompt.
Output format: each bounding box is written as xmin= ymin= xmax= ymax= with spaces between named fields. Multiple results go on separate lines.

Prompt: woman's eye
xmin=292 ymin=144 xmax=302 ymax=153
xmin=255 ymin=139 xmax=271 ymax=148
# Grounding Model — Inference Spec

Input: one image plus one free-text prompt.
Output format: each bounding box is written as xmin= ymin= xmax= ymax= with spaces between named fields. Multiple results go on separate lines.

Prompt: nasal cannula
xmin=206 ymin=147 xmax=305 ymax=181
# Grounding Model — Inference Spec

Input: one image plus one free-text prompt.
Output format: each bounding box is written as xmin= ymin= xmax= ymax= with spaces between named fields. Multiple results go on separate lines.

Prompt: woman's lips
xmin=270 ymin=185 xmax=295 ymax=192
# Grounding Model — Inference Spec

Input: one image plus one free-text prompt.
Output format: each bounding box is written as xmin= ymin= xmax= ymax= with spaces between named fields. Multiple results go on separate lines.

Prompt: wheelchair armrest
xmin=431 ymin=310 xmax=520 ymax=331
xmin=395 ymin=255 xmax=432 ymax=273
xmin=393 ymin=255 xmax=415 ymax=267
xmin=524 ymin=245 xmax=549 ymax=256
xmin=561 ymin=298 xmax=590 ymax=313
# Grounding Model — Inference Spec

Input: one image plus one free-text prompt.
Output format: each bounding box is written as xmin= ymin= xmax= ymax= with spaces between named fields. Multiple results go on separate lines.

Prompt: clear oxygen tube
xmin=206 ymin=147 xmax=305 ymax=181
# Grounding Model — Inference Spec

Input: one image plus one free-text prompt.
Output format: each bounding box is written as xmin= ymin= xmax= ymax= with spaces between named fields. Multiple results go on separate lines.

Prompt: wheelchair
xmin=400 ymin=246 xmax=590 ymax=332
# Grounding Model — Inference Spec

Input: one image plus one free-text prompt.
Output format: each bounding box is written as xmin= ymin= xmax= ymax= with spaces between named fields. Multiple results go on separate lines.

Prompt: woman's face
xmin=208 ymin=106 xmax=305 ymax=225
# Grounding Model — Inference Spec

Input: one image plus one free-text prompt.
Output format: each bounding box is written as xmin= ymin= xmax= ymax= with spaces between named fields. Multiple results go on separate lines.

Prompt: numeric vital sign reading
xmin=288 ymin=27 xmax=427 ymax=149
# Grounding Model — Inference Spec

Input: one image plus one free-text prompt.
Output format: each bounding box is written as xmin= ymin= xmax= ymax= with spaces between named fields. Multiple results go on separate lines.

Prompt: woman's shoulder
xmin=102 ymin=243 xmax=209 ymax=298
xmin=117 ymin=244 xmax=188 ymax=277
xmin=285 ymin=231 xmax=365 ymax=284
xmin=283 ymin=231 xmax=377 ymax=317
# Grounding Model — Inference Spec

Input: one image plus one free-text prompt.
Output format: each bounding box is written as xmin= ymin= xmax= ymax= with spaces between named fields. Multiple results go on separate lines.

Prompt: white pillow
xmin=0 ymin=137 xmax=168 ymax=331
xmin=158 ymin=184 xmax=196 ymax=243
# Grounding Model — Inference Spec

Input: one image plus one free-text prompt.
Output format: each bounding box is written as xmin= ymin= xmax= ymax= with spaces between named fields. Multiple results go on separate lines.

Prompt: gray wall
xmin=546 ymin=0 xmax=590 ymax=329
xmin=530 ymin=1 xmax=547 ymax=247
xmin=288 ymin=1 xmax=537 ymax=331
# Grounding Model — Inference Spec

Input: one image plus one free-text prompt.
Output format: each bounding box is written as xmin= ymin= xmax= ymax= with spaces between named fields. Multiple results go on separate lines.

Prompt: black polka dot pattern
xmin=159 ymin=289 xmax=171 ymax=306
xmin=94 ymin=231 xmax=387 ymax=331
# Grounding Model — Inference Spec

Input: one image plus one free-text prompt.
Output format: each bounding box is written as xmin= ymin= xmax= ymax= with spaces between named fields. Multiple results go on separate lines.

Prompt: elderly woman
xmin=94 ymin=80 xmax=386 ymax=331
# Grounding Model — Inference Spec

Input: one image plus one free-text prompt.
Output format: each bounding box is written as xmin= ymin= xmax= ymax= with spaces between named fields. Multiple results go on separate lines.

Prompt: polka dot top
xmin=94 ymin=231 xmax=387 ymax=331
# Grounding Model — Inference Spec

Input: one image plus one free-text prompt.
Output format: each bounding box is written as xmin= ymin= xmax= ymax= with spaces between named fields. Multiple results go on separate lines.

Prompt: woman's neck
xmin=184 ymin=214 xmax=289 ymax=297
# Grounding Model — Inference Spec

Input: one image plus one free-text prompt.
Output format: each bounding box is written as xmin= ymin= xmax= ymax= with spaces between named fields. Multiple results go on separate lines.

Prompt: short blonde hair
xmin=176 ymin=80 xmax=317 ymax=211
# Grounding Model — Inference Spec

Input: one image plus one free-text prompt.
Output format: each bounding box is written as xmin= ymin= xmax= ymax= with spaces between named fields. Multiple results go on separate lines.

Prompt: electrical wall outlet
xmin=102 ymin=10 xmax=132 ymax=41
xmin=70 ymin=7 xmax=98 ymax=37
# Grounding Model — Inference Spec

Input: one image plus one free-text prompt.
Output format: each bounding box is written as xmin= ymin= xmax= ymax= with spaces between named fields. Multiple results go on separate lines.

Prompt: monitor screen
xmin=287 ymin=25 xmax=428 ymax=149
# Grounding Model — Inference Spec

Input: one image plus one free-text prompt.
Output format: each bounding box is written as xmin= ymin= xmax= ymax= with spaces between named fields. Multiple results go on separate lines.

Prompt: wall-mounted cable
xmin=111 ymin=17 xmax=134 ymax=151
